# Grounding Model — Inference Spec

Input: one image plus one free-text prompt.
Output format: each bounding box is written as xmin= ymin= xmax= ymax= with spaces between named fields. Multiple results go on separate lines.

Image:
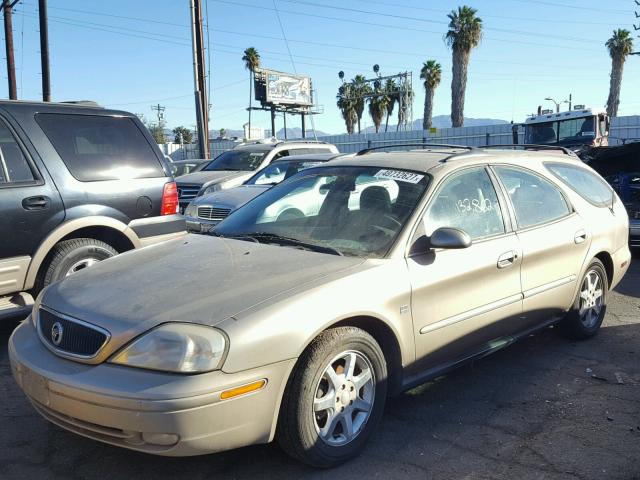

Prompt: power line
xmin=208 ymin=0 xmax=598 ymax=52
xmin=348 ymin=0 xmax=628 ymax=25
xmin=276 ymin=0 xmax=603 ymax=44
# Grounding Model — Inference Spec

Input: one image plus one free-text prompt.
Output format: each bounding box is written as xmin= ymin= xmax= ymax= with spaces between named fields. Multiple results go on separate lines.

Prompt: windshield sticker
xmin=374 ymin=169 xmax=424 ymax=184
xmin=300 ymin=162 xmax=322 ymax=168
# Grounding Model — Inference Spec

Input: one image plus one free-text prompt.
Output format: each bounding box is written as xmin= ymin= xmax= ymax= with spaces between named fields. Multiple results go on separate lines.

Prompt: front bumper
xmin=9 ymin=320 xmax=295 ymax=456
xmin=184 ymin=215 xmax=220 ymax=233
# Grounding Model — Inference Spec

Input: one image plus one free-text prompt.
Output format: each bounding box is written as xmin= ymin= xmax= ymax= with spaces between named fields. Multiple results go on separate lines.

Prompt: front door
xmin=407 ymin=166 xmax=523 ymax=374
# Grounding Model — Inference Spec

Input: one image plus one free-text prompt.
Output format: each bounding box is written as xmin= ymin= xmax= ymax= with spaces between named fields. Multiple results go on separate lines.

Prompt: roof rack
xmin=481 ymin=144 xmax=578 ymax=156
xmin=355 ymin=143 xmax=473 ymax=156
xmin=274 ymin=139 xmax=330 ymax=146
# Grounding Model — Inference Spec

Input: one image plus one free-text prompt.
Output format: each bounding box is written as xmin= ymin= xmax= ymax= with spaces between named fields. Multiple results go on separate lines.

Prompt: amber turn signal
xmin=220 ymin=379 xmax=267 ymax=400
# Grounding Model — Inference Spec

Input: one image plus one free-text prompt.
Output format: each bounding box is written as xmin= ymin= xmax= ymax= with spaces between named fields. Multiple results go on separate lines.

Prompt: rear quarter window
xmin=545 ymin=163 xmax=613 ymax=207
xmin=36 ymin=113 xmax=165 ymax=182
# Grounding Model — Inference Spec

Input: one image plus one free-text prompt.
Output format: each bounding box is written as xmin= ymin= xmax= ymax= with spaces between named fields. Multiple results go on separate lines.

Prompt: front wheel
xmin=277 ymin=327 xmax=387 ymax=468
xmin=558 ymin=258 xmax=607 ymax=340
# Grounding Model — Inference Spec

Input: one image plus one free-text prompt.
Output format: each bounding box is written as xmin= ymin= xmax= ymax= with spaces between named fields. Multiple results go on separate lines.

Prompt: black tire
xmin=277 ymin=326 xmax=387 ymax=468
xmin=36 ymin=238 xmax=117 ymax=291
xmin=558 ymin=258 xmax=608 ymax=340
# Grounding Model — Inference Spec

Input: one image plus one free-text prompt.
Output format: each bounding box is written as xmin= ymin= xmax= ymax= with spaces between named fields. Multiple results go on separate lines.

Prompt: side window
xmin=0 ymin=120 xmax=34 ymax=184
xmin=271 ymin=149 xmax=290 ymax=161
xmin=424 ymin=167 xmax=505 ymax=240
xmin=495 ymin=166 xmax=571 ymax=229
xmin=545 ymin=163 xmax=613 ymax=207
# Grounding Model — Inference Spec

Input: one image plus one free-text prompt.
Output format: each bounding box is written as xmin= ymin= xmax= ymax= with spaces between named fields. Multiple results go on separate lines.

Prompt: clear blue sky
xmin=5 ymin=0 xmax=640 ymax=135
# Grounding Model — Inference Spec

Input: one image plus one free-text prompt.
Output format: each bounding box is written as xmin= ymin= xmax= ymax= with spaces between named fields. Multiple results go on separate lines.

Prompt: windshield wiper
xmin=247 ymin=232 xmax=343 ymax=256
xmin=208 ymin=231 xmax=260 ymax=243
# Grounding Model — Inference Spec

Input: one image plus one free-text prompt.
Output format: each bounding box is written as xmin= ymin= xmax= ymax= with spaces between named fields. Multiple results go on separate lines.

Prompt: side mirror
xmin=429 ymin=227 xmax=472 ymax=249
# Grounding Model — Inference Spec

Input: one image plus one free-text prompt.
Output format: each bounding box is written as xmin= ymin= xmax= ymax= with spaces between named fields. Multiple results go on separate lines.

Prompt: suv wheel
xmin=277 ymin=326 xmax=387 ymax=468
xmin=37 ymin=238 xmax=117 ymax=290
xmin=558 ymin=258 xmax=607 ymax=339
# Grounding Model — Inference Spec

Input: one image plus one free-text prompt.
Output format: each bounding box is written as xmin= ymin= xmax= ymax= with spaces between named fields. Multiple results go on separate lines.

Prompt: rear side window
xmin=0 ymin=119 xmax=34 ymax=184
xmin=495 ymin=166 xmax=571 ymax=229
xmin=545 ymin=163 xmax=613 ymax=207
xmin=36 ymin=114 xmax=164 ymax=182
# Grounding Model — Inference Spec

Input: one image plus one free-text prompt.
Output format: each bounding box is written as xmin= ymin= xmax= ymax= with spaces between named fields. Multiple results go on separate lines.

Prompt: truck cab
xmin=524 ymin=106 xmax=609 ymax=149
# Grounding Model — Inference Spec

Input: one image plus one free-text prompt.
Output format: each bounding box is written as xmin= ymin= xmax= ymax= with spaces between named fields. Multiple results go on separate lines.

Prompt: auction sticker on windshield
xmin=375 ymin=169 xmax=424 ymax=184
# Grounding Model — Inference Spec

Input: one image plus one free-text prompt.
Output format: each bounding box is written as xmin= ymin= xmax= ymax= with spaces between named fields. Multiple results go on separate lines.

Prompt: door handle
xmin=497 ymin=250 xmax=517 ymax=269
xmin=22 ymin=196 xmax=50 ymax=211
xmin=574 ymin=229 xmax=587 ymax=244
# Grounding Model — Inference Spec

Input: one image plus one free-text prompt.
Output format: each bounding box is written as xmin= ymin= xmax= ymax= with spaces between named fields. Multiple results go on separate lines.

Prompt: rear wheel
xmin=558 ymin=258 xmax=607 ymax=339
xmin=277 ymin=327 xmax=387 ymax=468
xmin=35 ymin=238 xmax=117 ymax=292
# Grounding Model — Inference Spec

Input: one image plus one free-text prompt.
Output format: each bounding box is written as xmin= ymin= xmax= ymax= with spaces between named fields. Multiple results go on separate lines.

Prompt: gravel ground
xmin=1 ymin=260 xmax=639 ymax=480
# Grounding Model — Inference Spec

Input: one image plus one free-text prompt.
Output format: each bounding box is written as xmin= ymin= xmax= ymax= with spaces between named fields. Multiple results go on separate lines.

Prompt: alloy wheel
xmin=65 ymin=258 xmax=100 ymax=277
xmin=313 ymin=350 xmax=375 ymax=446
xmin=579 ymin=269 xmax=604 ymax=328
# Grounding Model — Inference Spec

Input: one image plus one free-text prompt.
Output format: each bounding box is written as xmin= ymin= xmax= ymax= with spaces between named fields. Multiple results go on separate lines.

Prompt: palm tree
xmin=242 ymin=47 xmax=260 ymax=136
xmin=368 ymin=89 xmax=389 ymax=133
xmin=384 ymin=79 xmax=397 ymax=132
xmin=337 ymin=85 xmax=357 ymax=134
xmin=445 ymin=6 xmax=482 ymax=128
xmin=352 ymin=75 xmax=371 ymax=134
xmin=605 ymin=29 xmax=634 ymax=118
xmin=420 ymin=60 xmax=442 ymax=130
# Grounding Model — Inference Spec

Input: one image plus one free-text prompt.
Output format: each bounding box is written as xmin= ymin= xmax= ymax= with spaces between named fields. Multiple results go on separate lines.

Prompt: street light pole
xmin=545 ymin=97 xmax=561 ymax=113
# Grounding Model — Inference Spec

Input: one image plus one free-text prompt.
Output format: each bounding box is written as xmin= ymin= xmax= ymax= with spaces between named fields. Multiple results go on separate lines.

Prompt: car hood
xmin=41 ymin=234 xmax=365 ymax=354
xmin=176 ymin=170 xmax=248 ymax=186
xmin=191 ymin=184 xmax=270 ymax=209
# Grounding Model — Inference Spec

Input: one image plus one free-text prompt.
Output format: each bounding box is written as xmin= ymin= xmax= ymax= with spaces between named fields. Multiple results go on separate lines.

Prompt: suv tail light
xmin=161 ymin=182 xmax=179 ymax=215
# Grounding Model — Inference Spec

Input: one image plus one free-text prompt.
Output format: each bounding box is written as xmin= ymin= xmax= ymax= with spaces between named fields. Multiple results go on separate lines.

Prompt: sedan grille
xmin=198 ymin=206 xmax=231 ymax=221
xmin=176 ymin=184 xmax=201 ymax=202
xmin=38 ymin=308 xmax=109 ymax=358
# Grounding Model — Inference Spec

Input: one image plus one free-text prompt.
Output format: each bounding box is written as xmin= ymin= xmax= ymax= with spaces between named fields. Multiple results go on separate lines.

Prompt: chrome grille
xmin=198 ymin=206 xmax=231 ymax=221
xmin=176 ymin=184 xmax=201 ymax=201
xmin=38 ymin=308 xmax=109 ymax=358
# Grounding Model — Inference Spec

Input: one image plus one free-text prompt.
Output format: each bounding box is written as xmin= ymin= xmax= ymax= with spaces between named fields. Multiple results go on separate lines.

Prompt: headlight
xmin=200 ymin=183 xmax=221 ymax=196
xmin=184 ymin=202 xmax=197 ymax=217
xmin=110 ymin=323 xmax=227 ymax=373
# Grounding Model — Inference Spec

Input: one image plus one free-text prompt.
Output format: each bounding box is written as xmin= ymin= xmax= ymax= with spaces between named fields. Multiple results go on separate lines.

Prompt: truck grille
xmin=176 ymin=184 xmax=201 ymax=202
xmin=38 ymin=308 xmax=109 ymax=358
xmin=198 ymin=206 xmax=231 ymax=221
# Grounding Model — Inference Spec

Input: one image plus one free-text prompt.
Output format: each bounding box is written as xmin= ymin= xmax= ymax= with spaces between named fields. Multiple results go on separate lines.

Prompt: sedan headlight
xmin=200 ymin=183 xmax=221 ymax=196
xmin=184 ymin=202 xmax=197 ymax=218
xmin=110 ymin=323 xmax=227 ymax=373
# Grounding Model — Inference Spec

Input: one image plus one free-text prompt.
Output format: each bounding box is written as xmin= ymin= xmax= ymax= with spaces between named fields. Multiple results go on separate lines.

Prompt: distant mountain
xmin=361 ymin=115 xmax=509 ymax=134
xmin=273 ymin=127 xmax=329 ymax=139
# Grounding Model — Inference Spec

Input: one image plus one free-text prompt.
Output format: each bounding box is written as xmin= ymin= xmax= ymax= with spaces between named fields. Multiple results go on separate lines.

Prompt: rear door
xmin=0 ymin=115 xmax=64 ymax=294
xmin=493 ymin=165 xmax=589 ymax=329
xmin=407 ymin=166 xmax=523 ymax=373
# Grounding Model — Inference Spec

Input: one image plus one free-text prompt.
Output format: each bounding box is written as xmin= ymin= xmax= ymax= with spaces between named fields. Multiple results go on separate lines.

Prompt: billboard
xmin=260 ymin=69 xmax=313 ymax=107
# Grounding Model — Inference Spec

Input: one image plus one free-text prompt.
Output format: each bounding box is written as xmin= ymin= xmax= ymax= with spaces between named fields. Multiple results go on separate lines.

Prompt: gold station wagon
xmin=9 ymin=145 xmax=630 ymax=467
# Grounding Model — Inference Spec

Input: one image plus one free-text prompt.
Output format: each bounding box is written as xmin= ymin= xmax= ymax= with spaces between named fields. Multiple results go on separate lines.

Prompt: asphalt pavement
xmin=1 ymin=260 xmax=639 ymax=480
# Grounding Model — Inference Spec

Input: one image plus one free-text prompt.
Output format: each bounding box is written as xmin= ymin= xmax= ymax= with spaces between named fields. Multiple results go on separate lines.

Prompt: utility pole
xmin=2 ymin=0 xmax=19 ymax=100
xmin=151 ymin=103 xmax=165 ymax=126
xmin=38 ymin=0 xmax=50 ymax=101
xmin=189 ymin=0 xmax=209 ymax=159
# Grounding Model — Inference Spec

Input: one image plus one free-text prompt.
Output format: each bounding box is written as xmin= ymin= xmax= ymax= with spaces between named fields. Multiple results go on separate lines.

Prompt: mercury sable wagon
xmin=9 ymin=145 xmax=630 ymax=467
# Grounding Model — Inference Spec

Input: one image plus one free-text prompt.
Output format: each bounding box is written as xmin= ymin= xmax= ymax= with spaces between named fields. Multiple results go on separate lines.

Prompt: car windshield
xmin=203 ymin=149 xmax=268 ymax=171
xmin=246 ymin=159 xmax=325 ymax=186
xmin=215 ymin=166 xmax=429 ymax=258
